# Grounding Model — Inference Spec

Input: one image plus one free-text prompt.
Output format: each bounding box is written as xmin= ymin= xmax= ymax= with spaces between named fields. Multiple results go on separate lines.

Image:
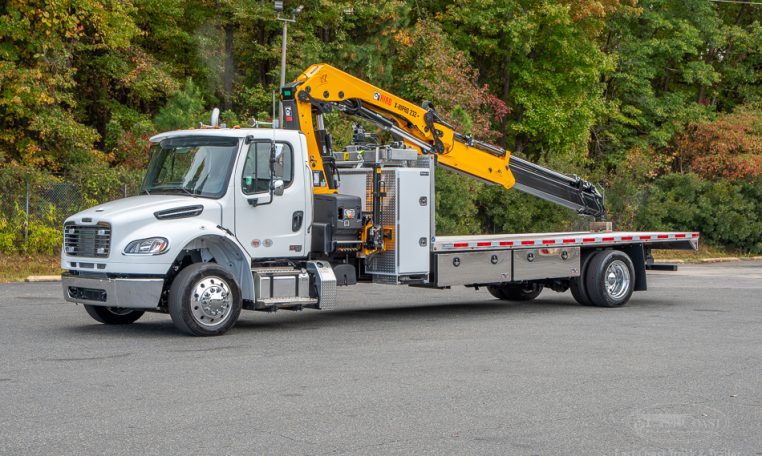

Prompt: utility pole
xmin=275 ymin=2 xmax=303 ymax=127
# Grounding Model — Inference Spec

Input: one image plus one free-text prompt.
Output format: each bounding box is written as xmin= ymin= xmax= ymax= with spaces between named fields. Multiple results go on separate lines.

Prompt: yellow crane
xmin=281 ymin=63 xmax=605 ymax=222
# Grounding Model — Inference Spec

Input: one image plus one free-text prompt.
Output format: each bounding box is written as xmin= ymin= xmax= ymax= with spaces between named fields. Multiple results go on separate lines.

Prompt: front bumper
xmin=62 ymin=273 xmax=164 ymax=309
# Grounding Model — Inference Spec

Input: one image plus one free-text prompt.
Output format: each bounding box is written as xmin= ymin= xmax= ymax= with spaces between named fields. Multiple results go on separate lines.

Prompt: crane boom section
xmin=283 ymin=63 xmax=515 ymax=193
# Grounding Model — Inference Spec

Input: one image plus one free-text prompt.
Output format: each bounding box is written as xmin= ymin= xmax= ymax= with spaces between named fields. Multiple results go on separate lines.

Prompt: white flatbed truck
xmin=61 ymin=64 xmax=698 ymax=336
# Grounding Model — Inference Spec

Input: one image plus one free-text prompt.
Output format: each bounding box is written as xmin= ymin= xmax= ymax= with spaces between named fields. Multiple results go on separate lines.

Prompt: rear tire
xmin=83 ymin=305 xmax=144 ymax=325
xmin=488 ymin=283 xmax=543 ymax=301
xmin=169 ymin=263 xmax=242 ymax=336
xmin=584 ymin=250 xmax=635 ymax=307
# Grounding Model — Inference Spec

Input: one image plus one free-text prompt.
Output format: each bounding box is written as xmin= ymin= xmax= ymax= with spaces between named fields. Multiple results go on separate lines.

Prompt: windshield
xmin=142 ymin=136 xmax=239 ymax=198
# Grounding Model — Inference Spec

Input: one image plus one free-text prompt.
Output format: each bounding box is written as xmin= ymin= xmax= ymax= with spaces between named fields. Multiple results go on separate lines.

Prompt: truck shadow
xmin=232 ymin=293 xmax=678 ymax=332
xmin=233 ymin=295 xmax=586 ymax=331
xmin=61 ymin=293 xmax=670 ymax=337
xmin=62 ymin=318 xmax=179 ymax=338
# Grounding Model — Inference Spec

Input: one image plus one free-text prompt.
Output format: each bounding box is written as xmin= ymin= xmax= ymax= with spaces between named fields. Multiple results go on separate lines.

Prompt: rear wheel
xmin=584 ymin=250 xmax=635 ymax=307
xmin=488 ymin=282 xmax=543 ymax=301
xmin=83 ymin=305 xmax=144 ymax=325
xmin=169 ymin=263 xmax=242 ymax=336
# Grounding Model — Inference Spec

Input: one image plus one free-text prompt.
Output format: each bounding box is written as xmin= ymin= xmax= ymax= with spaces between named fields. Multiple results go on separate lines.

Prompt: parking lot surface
xmin=1 ymin=261 xmax=761 ymax=455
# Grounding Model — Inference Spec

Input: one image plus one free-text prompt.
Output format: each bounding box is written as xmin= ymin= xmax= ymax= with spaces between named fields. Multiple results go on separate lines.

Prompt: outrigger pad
xmin=333 ymin=264 xmax=357 ymax=286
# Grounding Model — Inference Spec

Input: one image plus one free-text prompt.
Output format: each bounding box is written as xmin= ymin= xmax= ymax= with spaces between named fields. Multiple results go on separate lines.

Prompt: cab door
xmin=234 ymin=139 xmax=307 ymax=259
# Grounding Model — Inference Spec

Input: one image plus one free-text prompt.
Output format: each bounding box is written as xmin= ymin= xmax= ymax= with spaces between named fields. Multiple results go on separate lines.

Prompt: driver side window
xmin=241 ymin=142 xmax=293 ymax=194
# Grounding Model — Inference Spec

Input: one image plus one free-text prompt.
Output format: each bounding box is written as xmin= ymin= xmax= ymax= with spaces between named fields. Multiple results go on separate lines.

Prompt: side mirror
xmin=273 ymin=179 xmax=285 ymax=196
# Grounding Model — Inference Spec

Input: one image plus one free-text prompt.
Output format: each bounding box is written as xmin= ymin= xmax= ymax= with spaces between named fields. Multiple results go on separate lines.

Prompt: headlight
xmin=123 ymin=237 xmax=169 ymax=255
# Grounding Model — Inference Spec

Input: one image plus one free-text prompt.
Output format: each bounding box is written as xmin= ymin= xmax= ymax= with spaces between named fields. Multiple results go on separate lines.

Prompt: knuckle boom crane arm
xmin=281 ymin=63 xmax=605 ymax=220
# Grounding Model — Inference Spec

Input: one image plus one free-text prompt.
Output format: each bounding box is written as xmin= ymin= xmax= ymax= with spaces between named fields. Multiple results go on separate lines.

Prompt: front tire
xmin=83 ymin=305 xmax=144 ymax=325
xmin=584 ymin=250 xmax=635 ymax=307
xmin=487 ymin=282 xmax=543 ymax=301
xmin=169 ymin=263 xmax=242 ymax=336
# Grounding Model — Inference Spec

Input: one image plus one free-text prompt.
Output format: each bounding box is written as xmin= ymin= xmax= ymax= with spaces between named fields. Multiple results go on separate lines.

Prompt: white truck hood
xmin=66 ymin=195 xmax=223 ymax=226
xmin=61 ymin=195 xmax=228 ymax=273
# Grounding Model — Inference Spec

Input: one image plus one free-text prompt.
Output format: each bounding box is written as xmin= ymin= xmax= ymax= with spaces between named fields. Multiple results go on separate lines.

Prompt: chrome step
xmin=256 ymin=296 xmax=319 ymax=309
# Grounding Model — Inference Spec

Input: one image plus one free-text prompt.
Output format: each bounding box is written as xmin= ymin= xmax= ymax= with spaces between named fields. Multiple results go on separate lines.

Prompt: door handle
xmin=292 ymin=211 xmax=304 ymax=232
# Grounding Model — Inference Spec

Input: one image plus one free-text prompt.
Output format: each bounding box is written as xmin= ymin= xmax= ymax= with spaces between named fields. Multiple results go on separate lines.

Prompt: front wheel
xmin=169 ymin=263 xmax=242 ymax=336
xmin=487 ymin=282 xmax=543 ymax=301
xmin=83 ymin=305 xmax=144 ymax=325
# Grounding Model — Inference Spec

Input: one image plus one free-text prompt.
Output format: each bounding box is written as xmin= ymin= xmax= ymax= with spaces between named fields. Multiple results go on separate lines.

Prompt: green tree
xmin=154 ymin=79 xmax=206 ymax=131
xmin=593 ymin=0 xmax=762 ymax=164
xmin=439 ymin=0 xmax=613 ymax=162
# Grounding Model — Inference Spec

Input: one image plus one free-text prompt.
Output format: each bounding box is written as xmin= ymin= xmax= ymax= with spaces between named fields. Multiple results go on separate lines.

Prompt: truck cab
xmin=62 ymin=128 xmax=330 ymax=336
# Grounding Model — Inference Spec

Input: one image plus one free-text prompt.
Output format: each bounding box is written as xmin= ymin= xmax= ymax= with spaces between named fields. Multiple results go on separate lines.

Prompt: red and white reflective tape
xmin=441 ymin=232 xmax=700 ymax=250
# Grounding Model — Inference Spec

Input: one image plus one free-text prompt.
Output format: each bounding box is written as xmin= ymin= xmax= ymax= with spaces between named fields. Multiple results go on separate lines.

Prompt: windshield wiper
xmin=143 ymin=185 xmax=197 ymax=196
xmin=178 ymin=185 xmax=197 ymax=196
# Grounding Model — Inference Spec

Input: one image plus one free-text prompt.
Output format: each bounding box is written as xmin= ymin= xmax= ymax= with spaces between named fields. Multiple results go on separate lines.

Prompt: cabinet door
xmin=397 ymin=169 xmax=431 ymax=274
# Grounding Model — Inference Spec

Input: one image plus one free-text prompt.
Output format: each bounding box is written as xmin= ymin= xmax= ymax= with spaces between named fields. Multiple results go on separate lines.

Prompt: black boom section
xmin=508 ymin=156 xmax=606 ymax=219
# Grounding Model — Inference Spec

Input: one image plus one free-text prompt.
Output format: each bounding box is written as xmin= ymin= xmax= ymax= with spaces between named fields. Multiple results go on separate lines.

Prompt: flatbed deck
xmin=433 ymin=231 xmax=699 ymax=253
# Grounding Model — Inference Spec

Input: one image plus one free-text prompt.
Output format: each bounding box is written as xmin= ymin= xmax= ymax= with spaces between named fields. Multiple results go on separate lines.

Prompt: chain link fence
xmin=0 ymin=168 xmax=143 ymax=254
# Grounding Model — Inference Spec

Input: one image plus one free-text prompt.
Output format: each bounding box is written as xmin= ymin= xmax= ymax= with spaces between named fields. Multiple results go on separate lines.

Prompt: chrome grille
xmin=63 ymin=222 xmax=111 ymax=258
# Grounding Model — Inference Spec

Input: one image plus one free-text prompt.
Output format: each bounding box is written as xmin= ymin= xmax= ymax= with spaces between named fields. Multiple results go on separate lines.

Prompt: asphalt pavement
xmin=1 ymin=261 xmax=761 ymax=455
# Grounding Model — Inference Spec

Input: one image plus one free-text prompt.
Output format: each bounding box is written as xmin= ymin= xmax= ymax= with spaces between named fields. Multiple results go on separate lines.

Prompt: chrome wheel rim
xmin=605 ymin=260 xmax=630 ymax=300
xmin=190 ymin=276 xmax=233 ymax=328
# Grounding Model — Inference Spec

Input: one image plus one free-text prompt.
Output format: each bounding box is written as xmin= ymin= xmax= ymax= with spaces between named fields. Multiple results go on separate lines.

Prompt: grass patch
xmin=651 ymin=243 xmax=751 ymax=262
xmin=0 ymin=254 xmax=62 ymax=283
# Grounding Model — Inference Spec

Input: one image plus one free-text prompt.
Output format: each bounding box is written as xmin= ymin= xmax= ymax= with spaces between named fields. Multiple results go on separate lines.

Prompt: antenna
xmin=272 ymin=91 xmax=279 ymax=128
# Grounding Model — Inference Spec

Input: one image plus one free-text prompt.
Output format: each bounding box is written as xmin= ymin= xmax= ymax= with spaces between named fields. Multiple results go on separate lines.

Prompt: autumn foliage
xmin=393 ymin=20 xmax=509 ymax=141
xmin=675 ymin=110 xmax=762 ymax=181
